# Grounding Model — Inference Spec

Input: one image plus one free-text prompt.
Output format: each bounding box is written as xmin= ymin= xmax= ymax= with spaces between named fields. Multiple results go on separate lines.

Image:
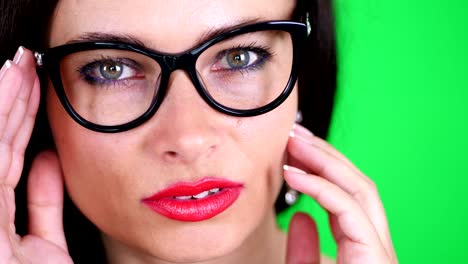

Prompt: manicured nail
xmin=283 ymin=165 xmax=308 ymax=174
xmin=289 ymin=130 xmax=296 ymax=138
xmin=0 ymin=60 xmax=12 ymax=80
xmin=292 ymin=123 xmax=314 ymax=136
xmin=13 ymin=46 xmax=24 ymax=64
xmin=289 ymin=129 xmax=316 ymax=145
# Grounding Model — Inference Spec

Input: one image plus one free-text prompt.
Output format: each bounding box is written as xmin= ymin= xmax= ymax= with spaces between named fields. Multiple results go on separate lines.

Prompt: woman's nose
xmin=143 ymin=70 xmax=222 ymax=164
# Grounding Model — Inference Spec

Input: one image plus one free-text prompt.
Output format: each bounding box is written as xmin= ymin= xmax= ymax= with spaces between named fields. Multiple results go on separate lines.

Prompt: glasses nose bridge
xmin=162 ymin=53 xmax=194 ymax=73
xmin=161 ymin=53 xmax=200 ymax=94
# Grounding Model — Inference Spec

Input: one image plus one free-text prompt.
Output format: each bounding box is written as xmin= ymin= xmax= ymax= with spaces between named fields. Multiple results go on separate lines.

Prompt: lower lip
xmin=142 ymin=187 xmax=243 ymax=222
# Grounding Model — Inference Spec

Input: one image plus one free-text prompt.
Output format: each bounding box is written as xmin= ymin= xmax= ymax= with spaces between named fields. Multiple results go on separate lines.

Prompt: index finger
xmin=0 ymin=49 xmax=40 ymax=188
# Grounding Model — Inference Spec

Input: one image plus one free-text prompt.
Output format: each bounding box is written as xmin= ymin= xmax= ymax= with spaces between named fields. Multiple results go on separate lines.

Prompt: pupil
xmin=100 ymin=62 xmax=123 ymax=79
xmin=228 ymin=50 xmax=249 ymax=68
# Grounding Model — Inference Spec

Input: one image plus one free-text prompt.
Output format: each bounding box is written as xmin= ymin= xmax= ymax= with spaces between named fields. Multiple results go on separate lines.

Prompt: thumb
xmin=286 ymin=212 xmax=320 ymax=264
xmin=27 ymin=151 xmax=68 ymax=252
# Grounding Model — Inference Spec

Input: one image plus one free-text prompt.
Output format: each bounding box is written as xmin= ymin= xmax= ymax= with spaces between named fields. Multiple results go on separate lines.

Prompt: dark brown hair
xmin=0 ymin=0 xmax=336 ymax=262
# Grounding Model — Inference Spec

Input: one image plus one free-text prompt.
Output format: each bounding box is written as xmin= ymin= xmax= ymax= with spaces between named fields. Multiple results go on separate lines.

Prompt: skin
xmin=0 ymin=0 xmax=398 ymax=263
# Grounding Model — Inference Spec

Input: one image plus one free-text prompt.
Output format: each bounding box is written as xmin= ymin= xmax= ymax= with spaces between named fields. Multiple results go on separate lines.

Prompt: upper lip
xmin=142 ymin=177 xmax=244 ymax=200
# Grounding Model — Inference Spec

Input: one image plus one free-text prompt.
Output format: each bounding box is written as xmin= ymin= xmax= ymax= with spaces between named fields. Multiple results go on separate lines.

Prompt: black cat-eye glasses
xmin=35 ymin=21 xmax=308 ymax=133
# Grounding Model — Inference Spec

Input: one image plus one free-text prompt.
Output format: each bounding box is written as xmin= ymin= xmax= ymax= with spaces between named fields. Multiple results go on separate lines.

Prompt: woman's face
xmin=47 ymin=0 xmax=297 ymax=262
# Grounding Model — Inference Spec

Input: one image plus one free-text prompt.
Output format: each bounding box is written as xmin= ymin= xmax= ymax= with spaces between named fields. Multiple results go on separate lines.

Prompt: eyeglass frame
xmin=36 ymin=20 xmax=308 ymax=133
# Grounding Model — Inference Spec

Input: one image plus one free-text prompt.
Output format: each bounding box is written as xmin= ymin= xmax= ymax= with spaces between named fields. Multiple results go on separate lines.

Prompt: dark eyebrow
xmin=196 ymin=17 xmax=260 ymax=45
xmin=65 ymin=32 xmax=150 ymax=49
xmin=64 ymin=17 xmax=261 ymax=52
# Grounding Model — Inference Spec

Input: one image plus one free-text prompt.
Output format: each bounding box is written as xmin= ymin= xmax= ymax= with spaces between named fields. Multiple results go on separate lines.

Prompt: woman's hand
xmin=284 ymin=124 xmax=398 ymax=264
xmin=0 ymin=47 xmax=72 ymax=263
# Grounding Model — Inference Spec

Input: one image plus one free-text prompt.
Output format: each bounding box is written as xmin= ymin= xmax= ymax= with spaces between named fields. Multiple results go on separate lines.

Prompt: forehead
xmin=49 ymin=0 xmax=296 ymax=52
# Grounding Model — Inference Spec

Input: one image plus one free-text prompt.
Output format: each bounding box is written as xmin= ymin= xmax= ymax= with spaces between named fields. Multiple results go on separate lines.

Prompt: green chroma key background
xmin=277 ymin=0 xmax=468 ymax=262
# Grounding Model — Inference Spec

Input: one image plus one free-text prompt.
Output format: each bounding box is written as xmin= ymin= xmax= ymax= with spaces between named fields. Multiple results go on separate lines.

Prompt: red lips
xmin=141 ymin=177 xmax=243 ymax=222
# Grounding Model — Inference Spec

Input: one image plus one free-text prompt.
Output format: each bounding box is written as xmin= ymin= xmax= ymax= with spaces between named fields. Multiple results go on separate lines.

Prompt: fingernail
xmin=13 ymin=46 xmax=24 ymax=64
xmin=283 ymin=165 xmax=308 ymax=174
xmin=292 ymin=123 xmax=314 ymax=136
xmin=290 ymin=130 xmax=316 ymax=146
xmin=289 ymin=130 xmax=296 ymax=138
xmin=0 ymin=60 xmax=12 ymax=80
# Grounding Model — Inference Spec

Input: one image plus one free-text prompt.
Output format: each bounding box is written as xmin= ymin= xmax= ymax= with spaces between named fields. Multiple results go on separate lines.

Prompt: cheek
xmin=237 ymin=87 xmax=298 ymax=204
xmin=46 ymin=85 xmax=133 ymax=222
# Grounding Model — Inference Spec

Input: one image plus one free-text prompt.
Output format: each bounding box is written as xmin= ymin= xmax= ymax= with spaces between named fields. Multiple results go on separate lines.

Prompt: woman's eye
xmin=212 ymin=48 xmax=269 ymax=72
xmin=100 ymin=61 xmax=125 ymax=80
xmin=80 ymin=59 xmax=141 ymax=84
xmin=94 ymin=60 xmax=137 ymax=80
xmin=225 ymin=50 xmax=254 ymax=69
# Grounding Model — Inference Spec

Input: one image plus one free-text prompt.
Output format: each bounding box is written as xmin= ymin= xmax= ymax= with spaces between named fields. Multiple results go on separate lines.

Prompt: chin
xmin=153 ymin=237 xmax=243 ymax=263
xmin=100 ymin=215 xmax=256 ymax=263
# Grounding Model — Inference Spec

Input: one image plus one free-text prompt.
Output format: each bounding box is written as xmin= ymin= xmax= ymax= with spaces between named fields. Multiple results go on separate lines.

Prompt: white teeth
xmin=174 ymin=188 xmax=223 ymax=200
xmin=175 ymin=195 xmax=192 ymax=200
xmin=209 ymin=188 xmax=220 ymax=193
xmin=193 ymin=191 xmax=210 ymax=199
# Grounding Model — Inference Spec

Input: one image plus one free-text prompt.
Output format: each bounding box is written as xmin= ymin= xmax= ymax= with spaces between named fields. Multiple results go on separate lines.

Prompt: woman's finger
xmin=287 ymin=132 xmax=393 ymax=250
xmin=292 ymin=124 xmax=365 ymax=178
xmin=27 ymin=151 xmax=68 ymax=252
xmin=6 ymin=49 xmax=41 ymax=186
xmin=0 ymin=47 xmax=39 ymax=188
xmin=0 ymin=47 xmax=35 ymax=142
xmin=286 ymin=212 xmax=320 ymax=264
xmin=0 ymin=182 xmax=17 ymax=241
xmin=0 ymin=61 xmax=24 ymax=187
xmin=283 ymin=167 xmax=384 ymax=252
xmin=289 ymin=125 xmax=398 ymax=259
xmin=4 ymin=48 xmax=37 ymax=145
xmin=13 ymin=74 xmax=40 ymax=154
xmin=0 ymin=59 xmax=19 ymax=137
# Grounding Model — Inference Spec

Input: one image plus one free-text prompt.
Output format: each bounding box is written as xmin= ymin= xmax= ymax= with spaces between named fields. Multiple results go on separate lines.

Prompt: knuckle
xmin=353 ymin=180 xmax=378 ymax=204
xmin=367 ymin=179 xmax=379 ymax=195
